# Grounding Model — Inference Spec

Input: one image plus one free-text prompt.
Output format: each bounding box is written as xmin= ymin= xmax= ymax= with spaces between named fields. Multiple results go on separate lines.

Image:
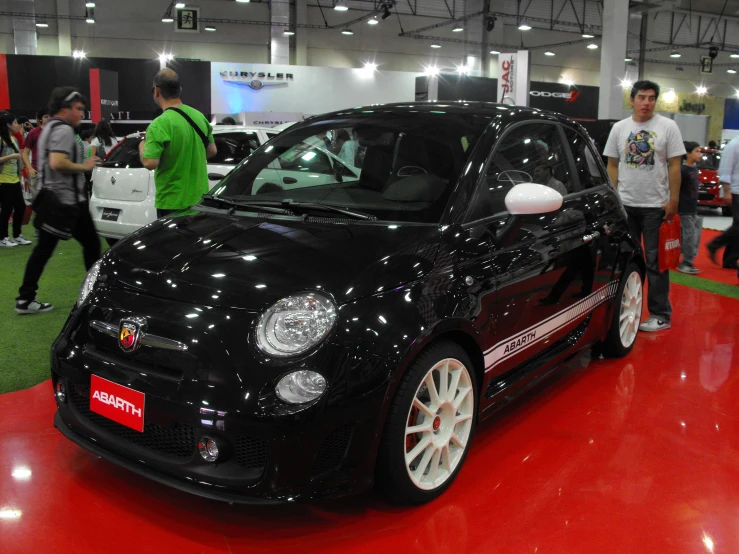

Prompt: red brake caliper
xmin=406 ymin=406 xmax=420 ymax=452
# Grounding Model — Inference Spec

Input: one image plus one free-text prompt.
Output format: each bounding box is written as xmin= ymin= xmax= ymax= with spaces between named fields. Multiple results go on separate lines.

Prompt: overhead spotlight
xmin=587 ymin=43 xmax=598 ymax=49
xmin=205 ymin=26 xmax=217 ymax=31
xmin=283 ymin=29 xmax=294 ymax=35
xmin=582 ymin=33 xmax=594 ymax=38
xmin=86 ymin=9 xmax=95 ymax=23
xmin=35 ymin=21 xmax=49 ymax=27
xmin=334 ymin=1 xmax=348 ymax=11
xmin=72 ymin=50 xmax=86 ymax=59
xmin=696 ymin=86 xmax=707 ymax=95
xmin=341 ymin=28 xmax=354 ymax=35
xmin=489 ymin=49 xmax=500 ymax=55
xmin=670 ymin=50 xmax=681 ymax=58
xmin=175 ymin=2 xmax=185 ymax=7
xmin=625 ymin=57 xmax=633 ymax=62
xmin=561 ymin=77 xmax=574 ymax=87
xmin=381 ymin=4 xmax=392 ymax=20
xmin=158 ymin=52 xmax=174 ymax=62
xmin=85 ymin=1 xmax=96 ymax=7
xmin=423 ymin=65 xmax=440 ymax=76
xmin=162 ymin=2 xmax=174 ymax=22
xmin=728 ymin=69 xmax=737 ymax=74
xmin=735 ymin=89 xmax=739 ymax=98
xmin=544 ymin=51 xmax=555 ymax=56
xmin=235 ymin=0 xmax=250 ymax=3
xmin=663 ymin=88 xmax=676 ymax=101
xmin=732 ymin=53 xmax=739 ymax=59
xmin=620 ymin=79 xmax=633 ymax=89
xmin=518 ymin=21 xmax=531 ymax=31
xmin=456 ymin=64 xmax=469 ymax=74
xmin=452 ymin=24 xmax=463 ymax=32
xmin=430 ymin=43 xmax=441 ymax=48
xmin=486 ymin=15 xmax=496 ymax=32
xmin=363 ymin=62 xmax=378 ymax=72
xmin=368 ymin=17 xmax=379 ymax=25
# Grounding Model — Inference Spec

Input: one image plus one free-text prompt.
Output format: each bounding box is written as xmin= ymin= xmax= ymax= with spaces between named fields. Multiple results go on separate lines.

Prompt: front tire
xmin=600 ymin=262 xmax=643 ymax=358
xmin=376 ymin=341 xmax=478 ymax=504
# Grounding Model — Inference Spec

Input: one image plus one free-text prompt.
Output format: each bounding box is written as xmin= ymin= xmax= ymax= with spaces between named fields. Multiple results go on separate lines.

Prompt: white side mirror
xmin=504 ymin=182 xmax=563 ymax=215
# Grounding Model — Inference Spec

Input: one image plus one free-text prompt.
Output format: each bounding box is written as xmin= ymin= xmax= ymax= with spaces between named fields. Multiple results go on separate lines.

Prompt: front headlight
xmin=77 ymin=260 xmax=102 ymax=306
xmin=256 ymin=292 xmax=337 ymax=357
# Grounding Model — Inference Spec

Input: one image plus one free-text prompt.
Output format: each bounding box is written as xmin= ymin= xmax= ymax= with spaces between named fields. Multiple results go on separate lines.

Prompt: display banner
xmin=497 ymin=53 xmax=516 ymax=104
xmin=89 ymin=69 xmax=119 ymax=123
xmin=211 ymin=62 xmax=420 ymax=117
xmin=513 ymin=50 xmax=530 ymax=106
xmin=528 ymin=82 xmax=599 ymax=120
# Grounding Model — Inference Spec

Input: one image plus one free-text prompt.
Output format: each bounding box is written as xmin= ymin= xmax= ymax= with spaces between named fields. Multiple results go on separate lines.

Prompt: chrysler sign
xmin=220 ymin=70 xmax=294 ymax=90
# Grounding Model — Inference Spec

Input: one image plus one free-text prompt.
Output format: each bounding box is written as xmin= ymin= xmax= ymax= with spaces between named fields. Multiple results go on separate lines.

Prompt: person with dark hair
xmin=708 ymin=140 xmax=717 ymax=150
xmin=21 ymin=107 xmax=50 ymax=201
xmin=139 ymin=69 xmax=216 ymax=218
xmin=707 ymin=135 xmax=739 ymax=275
xmin=220 ymin=116 xmax=237 ymax=125
xmin=90 ymin=118 xmax=117 ymax=157
xmin=533 ymin=163 xmax=567 ymax=196
xmin=603 ymin=79 xmax=685 ymax=332
xmin=0 ymin=111 xmax=30 ymax=247
xmin=17 ymin=116 xmax=32 ymax=138
xmin=15 ymin=86 xmax=101 ymax=314
xmin=677 ymin=141 xmax=702 ymax=274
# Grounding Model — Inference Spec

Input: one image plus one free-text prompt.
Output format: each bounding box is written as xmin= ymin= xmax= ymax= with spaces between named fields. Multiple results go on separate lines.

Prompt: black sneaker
xmin=15 ymin=300 xmax=54 ymax=314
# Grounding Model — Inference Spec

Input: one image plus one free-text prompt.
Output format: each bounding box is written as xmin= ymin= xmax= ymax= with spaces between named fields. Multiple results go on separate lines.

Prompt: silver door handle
xmin=582 ymin=231 xmax=600 ymax=243
xmin=111 ymin=176 xmax=116 ymax=184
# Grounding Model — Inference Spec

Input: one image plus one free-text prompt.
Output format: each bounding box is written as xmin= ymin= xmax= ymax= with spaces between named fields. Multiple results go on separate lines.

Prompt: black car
xmin=52 ymin=102 xmax=645 ymax=505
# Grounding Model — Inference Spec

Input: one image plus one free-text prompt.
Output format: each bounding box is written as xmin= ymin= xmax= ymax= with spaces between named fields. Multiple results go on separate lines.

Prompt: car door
xmin=91 ymin=136 xmax=150 ymax=204
xmin=475 ymin=122 xmax=596 ymax=407
xmin=207 ymin=131 xmax=262 ymax=185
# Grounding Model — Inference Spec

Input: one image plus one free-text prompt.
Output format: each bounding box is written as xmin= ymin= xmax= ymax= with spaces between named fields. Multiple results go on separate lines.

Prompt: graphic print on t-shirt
xmin=625 ymin=130 xmax=657 ymax=169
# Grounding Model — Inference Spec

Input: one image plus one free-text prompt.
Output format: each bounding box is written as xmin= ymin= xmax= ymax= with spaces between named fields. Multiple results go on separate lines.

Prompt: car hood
xmin=104 ymin=210 xmax=441 ymax=311
xmin=698 ymin=168 xmax=718 ymax=184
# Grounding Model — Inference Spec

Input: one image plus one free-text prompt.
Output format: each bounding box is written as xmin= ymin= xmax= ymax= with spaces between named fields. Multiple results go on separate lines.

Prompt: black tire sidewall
xmin=601 ymin=262 xmax=643 ymax=358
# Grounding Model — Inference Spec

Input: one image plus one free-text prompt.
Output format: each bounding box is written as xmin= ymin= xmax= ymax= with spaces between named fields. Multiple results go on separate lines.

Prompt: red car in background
xmin=697 ymin=148 xmax=732 ymax=216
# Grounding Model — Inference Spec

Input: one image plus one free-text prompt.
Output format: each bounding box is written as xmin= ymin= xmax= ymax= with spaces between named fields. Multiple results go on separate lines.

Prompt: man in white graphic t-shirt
xmin=603 ymin=80 xmax=685 ymax=333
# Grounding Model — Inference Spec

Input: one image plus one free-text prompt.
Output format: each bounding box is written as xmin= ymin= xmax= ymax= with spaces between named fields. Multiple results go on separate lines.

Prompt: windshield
xmin=698 ymin=151 xmax=720 ymax=170
xmin=203 ymin=113 xmax=487 ymax=223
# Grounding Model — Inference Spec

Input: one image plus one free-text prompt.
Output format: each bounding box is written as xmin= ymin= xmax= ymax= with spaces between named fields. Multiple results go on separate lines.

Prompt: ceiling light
xmin=562 ymin=77 xmax=574 ymax=87
xmin=728 ymin=69 xmax=737 ymax=74
xmin=368 ymin=17 xmax=378 ymax=25
xmin=735 ymin=89 xmax=739 ymax=98
xmin=582 ymin=33 xmax=594 ymax=38
xmin=430 ymin=43 xmax=441 ymax=48
xmin=731 ymin=53 xmax=739 ymax=58
xmin=587 ymin=43 xmax=598 ymax=49
xmin=35 ymin=21 xmax=49 ymax=27
xmin=162 ymin=15 xmax=173 ymax=22
xmin=158 ymin=53 xmax=174 ymax=62
xmin=363 ymin=62 xmax=378 ymax=72
xmin=670 ymin=50 xmax=681 ymax=58
xmin=205 ymin=26 xmax=217 ymax=31
xmin=235 ymin=0 xmax=250 ymax=3
xmin=85 ymin=1 xmax=96 ymax=7
xmin=452 ymin=24 xmax=464 ymax=32
xmin=620 ymin=79 xmax=633 ymax=89
xmin=489 ymin=50 xmax=500 ymax=55
xmin=625 ymin=57 xmax=633 ymax=62
xmin=423 ymin=65 xmax=440 ymax=76
xmin=381 ymin=4 xmax=392 ymax=19
xmin=456 ymin=64 xmax=469 ymax=74
xmin=283 ymin=29 xmax=294 ymax=35
xmin=86 ymin=15 xmax=95 ymax=23
xmin=72 ymin=50 xmax=86 ymax=58
xmin=341 ymin=28 xmax=353 ymax=35
xmin=696 ymin=86 xmax=707 ymax=95
xmin=175 ymin=2 xmax=185 ymax=7
xmin=334 ymin=1 xmax=349 ymax=11
xmin=544 ymin=51 xmax=555 ymax=56
xmin=518 ymin=22 xmax=532 ymax=31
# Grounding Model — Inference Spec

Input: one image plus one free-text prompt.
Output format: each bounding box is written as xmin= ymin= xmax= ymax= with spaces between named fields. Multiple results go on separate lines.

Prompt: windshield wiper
xmin=200 ymin=195 xmax=292 ymax=215
xmin=279 ymin=201 xmax=377 ymax=220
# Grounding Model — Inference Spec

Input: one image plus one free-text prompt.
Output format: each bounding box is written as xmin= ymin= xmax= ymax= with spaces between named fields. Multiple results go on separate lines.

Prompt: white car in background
xmin=89 ymin=126 xmax=279 ymax=244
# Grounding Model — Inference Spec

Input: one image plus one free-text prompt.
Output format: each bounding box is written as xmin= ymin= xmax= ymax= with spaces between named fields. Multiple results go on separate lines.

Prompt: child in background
xmin=676 ymin=141 xmax=703 ymax=274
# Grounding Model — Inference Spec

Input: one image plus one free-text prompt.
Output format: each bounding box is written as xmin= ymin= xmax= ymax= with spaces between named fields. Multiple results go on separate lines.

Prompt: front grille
xmin=70 ymin=384 xmax=197 ymax=459
xmin=699 ymin=192 xmax=715 ymax=201
xmin=234 ymin=436 xmax=268 ymax=469
xmin=311 ymin=424 xmax=353 ymax=478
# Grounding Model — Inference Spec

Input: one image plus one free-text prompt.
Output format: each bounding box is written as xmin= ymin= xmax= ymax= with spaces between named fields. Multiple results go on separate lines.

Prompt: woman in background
xmin=0 ymin=112 xmax=31 ymax=247
xmin=90 ymin=118 xmax=118 ymax=157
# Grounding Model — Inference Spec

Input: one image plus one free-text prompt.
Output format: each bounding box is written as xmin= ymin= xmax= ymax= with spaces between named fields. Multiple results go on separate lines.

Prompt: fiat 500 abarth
xmin=52 ymin=102 xmax=645 ymax=505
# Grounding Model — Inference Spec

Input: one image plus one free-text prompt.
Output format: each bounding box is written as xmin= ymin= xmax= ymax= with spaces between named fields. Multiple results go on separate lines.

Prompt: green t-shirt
xmin=142 ymin=104 xmax=214 ymax=210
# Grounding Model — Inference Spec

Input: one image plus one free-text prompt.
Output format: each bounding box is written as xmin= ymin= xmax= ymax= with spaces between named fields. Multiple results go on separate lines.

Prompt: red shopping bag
xmin=658 ymin=214 xmax=681 ymax=272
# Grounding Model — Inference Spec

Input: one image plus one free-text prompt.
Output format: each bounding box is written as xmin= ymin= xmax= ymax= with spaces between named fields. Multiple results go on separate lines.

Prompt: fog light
xmin=275 ymin=370 xmax=326 ymax=404
xmin=198 ymin=437 xmax=219 ymax=462
xmin=55 ymin=380 xmax=67 ymax=403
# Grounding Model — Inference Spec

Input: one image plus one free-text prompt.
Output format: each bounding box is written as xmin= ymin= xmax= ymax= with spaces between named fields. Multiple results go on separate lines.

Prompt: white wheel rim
xmin=404 ymin=358 xmax=474 ymax=491
xmin=619 ymin=271 xmax=643 ymax=348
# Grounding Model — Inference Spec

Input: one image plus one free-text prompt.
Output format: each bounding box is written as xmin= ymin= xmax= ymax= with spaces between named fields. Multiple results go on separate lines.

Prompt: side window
xmin=471 ymin=123 xmax=576 ymax=218
xmin=277 ymin=143 xmax=333 ymax=174
xmin=101 ymin=137 xmax=143 ymax=169
xmin=210 ymin=132 xmax=260 ymax=165
xmin=563 ymin=127 xmax=606 ymax=189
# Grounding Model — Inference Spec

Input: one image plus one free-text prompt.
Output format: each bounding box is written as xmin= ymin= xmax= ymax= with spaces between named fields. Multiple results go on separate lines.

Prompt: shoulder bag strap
xmin=166 ymin=107 xmax=209 ymax=150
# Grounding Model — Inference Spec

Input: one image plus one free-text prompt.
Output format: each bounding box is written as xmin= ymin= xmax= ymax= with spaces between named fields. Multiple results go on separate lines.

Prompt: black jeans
xmin=17 ymin=206 xmax=101 ymax=303
xmin=708 ymin=193 xmax=739 ymax=268
xmin=624 ymin=206 xmax=672 ymax=322
xmin=157 ymin=208 xmax=178 ymax=218
xmin=0 ymin=182 xmax=26 ymax=239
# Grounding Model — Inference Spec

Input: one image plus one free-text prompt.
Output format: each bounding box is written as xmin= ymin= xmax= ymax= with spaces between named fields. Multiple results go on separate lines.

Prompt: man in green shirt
xmin=139 ymin=69 xmax=216 ymax=217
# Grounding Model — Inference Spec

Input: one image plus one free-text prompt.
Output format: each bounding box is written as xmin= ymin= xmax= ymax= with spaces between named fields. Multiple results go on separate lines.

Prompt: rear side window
xmin=102 ymin=137 xmax=143 ymax=169
xmin=211 ymin=132 xmax=260 ymax=165
xmin=562 ymin=127 xmax=606 ymax=189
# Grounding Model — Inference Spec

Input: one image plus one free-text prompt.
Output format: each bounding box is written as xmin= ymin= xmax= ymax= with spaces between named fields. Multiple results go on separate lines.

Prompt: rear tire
xmin=376 ymin=341 xmax=478 ymax=505
xmin=600 ymin=262 xmax=643 ymax=358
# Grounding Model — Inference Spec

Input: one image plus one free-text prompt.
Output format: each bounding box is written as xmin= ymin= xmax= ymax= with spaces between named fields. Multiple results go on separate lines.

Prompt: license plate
xmin=89 ymin=375 xmax=145 ymax=432
xmin=102 ymin=208 xmax=120 ymax=221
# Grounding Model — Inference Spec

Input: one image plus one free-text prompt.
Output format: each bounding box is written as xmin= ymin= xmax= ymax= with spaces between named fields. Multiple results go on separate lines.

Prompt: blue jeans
xmin=624 ymin=206 xmax=672 ymax=322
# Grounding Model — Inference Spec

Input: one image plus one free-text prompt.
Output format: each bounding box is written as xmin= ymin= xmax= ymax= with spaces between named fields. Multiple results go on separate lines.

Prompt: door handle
xmin=582 ymin=231 xmax=600 ymax=243
xmin=110 ymin=176 xmax=116 ymax=184
xmin=283 ymin=177 xmax=298 ymax=184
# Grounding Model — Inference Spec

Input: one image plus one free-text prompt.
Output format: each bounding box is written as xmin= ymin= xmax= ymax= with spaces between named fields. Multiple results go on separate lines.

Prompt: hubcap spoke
xmin=452 ymin=386 xmax=472 ymax=410
xmin=427 ymin=448 xmax=442 ymax=485
xmin=437 ymin=361 xmax=449 ymax=403
xmin=412 ymin=444 xmax=436 ymax=481
xmin=447 ymin=368 xmax=462 ymax=403
xmin=455 ymin=413 xmax=473 ymax=425
xmin=441 ymin=444 xmax=452 ymax=473
xmin=406 ymin=435 xmax=432 ymax=465
xmin=424 ymin=373 xmax=442 ymax=410
xmin=450 ymin=433 xmax=465 ymax=448
xmin=413 ymin=397 xmax=435 ymax=419
xmin=406 ymin=422 xmax=432 ymax=435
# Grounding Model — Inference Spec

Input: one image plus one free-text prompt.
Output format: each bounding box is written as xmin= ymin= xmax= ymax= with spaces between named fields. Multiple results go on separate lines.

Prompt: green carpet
xmin=1 ymin=223 xmax=737 ymax=395
xmin=0 ymin=223 xmax=107 ymax=394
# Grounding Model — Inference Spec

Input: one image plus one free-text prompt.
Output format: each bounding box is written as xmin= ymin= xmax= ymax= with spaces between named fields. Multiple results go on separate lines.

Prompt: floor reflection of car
xmin=697 ymin=148 xmax=731 ymax=216
xmin=89 ymin=126 xmax=279 ymax=244
xmin=53 ymin=103 xmax=645 ymax=506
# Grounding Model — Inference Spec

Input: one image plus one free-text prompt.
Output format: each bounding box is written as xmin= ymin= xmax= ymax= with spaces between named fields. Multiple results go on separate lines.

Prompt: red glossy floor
xmin=2 ymin=283 xmax=738 ymax=554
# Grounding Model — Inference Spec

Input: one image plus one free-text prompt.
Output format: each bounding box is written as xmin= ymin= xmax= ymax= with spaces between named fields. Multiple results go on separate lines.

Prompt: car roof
xmin=122 ymin=125 xmax=271 ymax=139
